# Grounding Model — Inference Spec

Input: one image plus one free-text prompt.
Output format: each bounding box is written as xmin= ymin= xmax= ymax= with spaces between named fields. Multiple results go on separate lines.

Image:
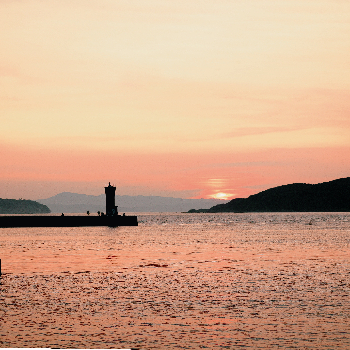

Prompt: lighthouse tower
xmin=105 ymin=182 xmax=118 ymax=216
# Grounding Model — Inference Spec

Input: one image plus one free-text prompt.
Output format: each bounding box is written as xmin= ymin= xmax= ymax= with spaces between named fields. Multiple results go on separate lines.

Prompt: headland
xmin=189 ymin=177 xmax=350 ymax=213
xmin=0 ymin=198 xmax=50 ymax=214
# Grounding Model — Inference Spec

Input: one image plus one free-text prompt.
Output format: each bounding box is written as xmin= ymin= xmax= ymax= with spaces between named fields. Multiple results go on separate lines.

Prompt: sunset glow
xmin=1 ymin=0 xmax=349 ymax=200
xmin=210 ymin=193 xmax=234 ymax=201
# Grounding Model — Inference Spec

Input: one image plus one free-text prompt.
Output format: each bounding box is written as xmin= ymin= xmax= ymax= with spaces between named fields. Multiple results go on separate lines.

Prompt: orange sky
xmin=1 ymin=0 xmax=350 ymax=200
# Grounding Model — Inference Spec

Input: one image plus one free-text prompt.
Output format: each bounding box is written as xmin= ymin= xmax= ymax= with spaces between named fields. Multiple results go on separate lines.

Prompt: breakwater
xmin=0 ymin=214 xmax=138 ymax=227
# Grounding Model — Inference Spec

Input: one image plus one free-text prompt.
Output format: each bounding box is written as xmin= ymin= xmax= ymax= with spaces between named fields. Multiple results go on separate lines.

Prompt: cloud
xmin=221 ymin=126 xmax=303 ymax=138
xmin=212 ymin=161 xmax=285 ymax=168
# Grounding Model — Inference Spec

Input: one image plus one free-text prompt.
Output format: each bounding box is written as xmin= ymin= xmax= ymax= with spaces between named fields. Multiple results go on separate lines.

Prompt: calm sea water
xmin=1 ymin=212 xmax=349 ymax=349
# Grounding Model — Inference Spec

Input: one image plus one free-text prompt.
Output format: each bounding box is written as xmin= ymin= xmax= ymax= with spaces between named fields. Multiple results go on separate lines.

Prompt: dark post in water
xmin=105 ymin=182 xmax=118 ymax=216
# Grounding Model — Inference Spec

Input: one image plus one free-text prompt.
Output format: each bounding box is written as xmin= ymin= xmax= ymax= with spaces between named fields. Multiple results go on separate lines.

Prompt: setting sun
xmin=210 ymin=192 xmax=233 ymax=200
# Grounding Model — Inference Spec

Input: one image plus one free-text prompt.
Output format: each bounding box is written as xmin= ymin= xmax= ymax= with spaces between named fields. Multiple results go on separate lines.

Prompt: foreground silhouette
xmin=0 ymin=183 xmax=137 ymax=227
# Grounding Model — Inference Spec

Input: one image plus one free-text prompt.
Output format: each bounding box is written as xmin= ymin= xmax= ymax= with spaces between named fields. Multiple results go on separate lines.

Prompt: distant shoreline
xmin=0 ymin=198 xmax=50 ymax=215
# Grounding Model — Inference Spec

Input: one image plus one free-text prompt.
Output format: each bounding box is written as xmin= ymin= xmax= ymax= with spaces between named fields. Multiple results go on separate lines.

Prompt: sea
xmin=0 ymin=212 xmax=349 ymax=349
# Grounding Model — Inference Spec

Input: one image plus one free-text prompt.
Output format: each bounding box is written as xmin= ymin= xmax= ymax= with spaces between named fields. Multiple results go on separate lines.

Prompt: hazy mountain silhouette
xmin=0 ymin=199 xmax=51 ymax=214
xmin=37 ymin=193 xmax=228 ymax=213
xmin=189 ymin=177 xmax=350 ymax=213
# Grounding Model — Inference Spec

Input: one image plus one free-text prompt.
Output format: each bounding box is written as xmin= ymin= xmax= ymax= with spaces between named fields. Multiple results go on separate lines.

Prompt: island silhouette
xmin=0 ymin=198 xmax=50 ymax=214
xmin=188 ymin=177 xmax=350 ymax=213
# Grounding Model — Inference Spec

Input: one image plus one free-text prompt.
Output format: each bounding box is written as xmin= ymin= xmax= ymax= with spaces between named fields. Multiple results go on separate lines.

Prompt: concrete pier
xmin=0 ymin=214 xmax=138 ymax=228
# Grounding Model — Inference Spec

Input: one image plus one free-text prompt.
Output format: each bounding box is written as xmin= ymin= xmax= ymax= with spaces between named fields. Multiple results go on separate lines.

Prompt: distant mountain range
xmin=189 ymin=177 xmax=350 ymax=213
xmin=37 ymin=193 xmax=228 ymax=213
xmin=0 ymin=199 xmax=51 ymax=214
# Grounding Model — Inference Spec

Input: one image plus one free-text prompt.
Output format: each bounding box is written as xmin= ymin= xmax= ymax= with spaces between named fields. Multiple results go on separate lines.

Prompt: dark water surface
xmin=1 ymin=213 xmax=349 ymax=349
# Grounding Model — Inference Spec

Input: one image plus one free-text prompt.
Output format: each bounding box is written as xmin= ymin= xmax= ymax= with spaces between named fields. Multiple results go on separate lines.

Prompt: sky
xmin=1 ymin=0 xmax=350 ymax=200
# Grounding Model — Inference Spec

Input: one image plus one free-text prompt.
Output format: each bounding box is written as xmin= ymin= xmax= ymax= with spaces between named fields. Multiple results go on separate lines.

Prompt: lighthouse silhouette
xmin=105 ymin=182 xmax=118 ymax=216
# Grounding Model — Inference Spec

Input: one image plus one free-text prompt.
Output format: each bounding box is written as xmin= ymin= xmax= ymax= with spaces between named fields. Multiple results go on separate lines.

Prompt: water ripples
xmin=0 ymin=212 xmax=349 ymax=349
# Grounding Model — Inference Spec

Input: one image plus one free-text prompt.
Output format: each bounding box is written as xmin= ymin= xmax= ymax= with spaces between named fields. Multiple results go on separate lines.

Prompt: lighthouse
xmin=105 ymin=182 xmax=118 ymax=216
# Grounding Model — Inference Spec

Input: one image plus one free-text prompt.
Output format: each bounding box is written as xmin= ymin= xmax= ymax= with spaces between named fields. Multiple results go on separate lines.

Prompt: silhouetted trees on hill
xmin=0 ymin=199 xmax=51 ymax=214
